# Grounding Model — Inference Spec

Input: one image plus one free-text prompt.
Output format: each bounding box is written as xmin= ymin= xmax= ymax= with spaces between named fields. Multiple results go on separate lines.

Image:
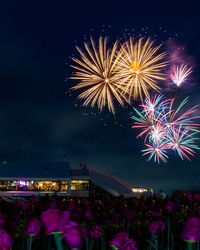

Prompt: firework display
xmin=131 ymin=95 xmax=200 ymax=163
xmin=71 ymin=36 xmax=167 ymax=112
xmin=69 ymin=31 xmax=199 ymax=163
xmin=71 ymin=37 xmax=127 ymax=114
xmin=170 ymin=64 xmax=192 ymax=87
xmin=115 ymin=37 xmax=167 ymax=101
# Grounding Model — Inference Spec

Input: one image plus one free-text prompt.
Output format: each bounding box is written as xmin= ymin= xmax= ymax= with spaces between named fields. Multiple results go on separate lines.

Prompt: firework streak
xmin=71 ymin=37 xmax=167 ymax=113
xmin=131 ymin=95 xmax=200 ymax=163
xmin=115 ymin=37 xmax=167 ymax=101
xmin=71 ymin=37 xmax=127 ymax=114
xmin=170 ymin=64 xmax=192 ymax=87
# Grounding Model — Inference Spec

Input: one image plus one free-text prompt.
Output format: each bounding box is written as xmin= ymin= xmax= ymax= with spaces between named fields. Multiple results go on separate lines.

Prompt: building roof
xmin=88 ymin=167 xmax=134 ymax=197
xmin=71 ymin=168 xmax=90 ymax=180
xmin=0 ymin=161 xmax=70 ymax=180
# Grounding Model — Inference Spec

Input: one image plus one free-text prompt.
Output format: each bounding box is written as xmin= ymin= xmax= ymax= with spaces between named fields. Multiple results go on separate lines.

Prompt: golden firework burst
xmin=115 ymin=37 xmax=167 ymax=102
xmin=70 ymin=37 xmax=127 ymax=114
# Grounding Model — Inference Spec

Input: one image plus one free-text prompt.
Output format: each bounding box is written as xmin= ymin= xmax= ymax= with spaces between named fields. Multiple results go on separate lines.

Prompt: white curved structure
xmin=88 ymin=167 xmax=134 ymax=197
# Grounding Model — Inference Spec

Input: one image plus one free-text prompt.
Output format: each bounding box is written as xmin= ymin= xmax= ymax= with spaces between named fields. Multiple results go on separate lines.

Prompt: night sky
xmin=1 ymin=1 xmax=200 ymax=194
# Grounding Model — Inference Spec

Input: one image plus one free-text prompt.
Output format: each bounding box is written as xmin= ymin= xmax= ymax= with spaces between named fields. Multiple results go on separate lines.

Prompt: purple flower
xmin=72 ymin=207 xmax=82 ymax=221
xmin=104 ymin=218 xmax=112 ymax=226
xmin=125 ymin=210 xmax=134 ymax=221
xmin=150 ymin=202 xmax=156 ymax=210
xmin=181 ymin=217 xmax=200 ymax=242
xmin=81 ymin=226 xmax=87 ymax=239
xmin=194 ymin=193 xmax=200 ymax=202
xmin=63 ymin=221 xmax=84 ymax=248
xmin=84 ymin=207 xmax=94 ymax=221
xmin=109 ymin=232 xmax=137 ymax=249
xmin=60 ymin=211 xmax=71 ymax=229
xmin=196 ymin=209 xmax=200 ymax=216
xmin=26 ymin=218 xmax=41 ymax=236
xmin=41 ymin=208 xmax=61 ymax=235
xmin=82 ymin=200 xmax=91 ymax=207
xmin=0 ymin=228 xmax=13 ymax=250
xmin=166 ymin=201 xmax=175 ymax=212
xmin=0 ymin=212 xmax=5 ymax=226
xmin=148 ymin=221 xmax=165 ymax=235
xmin=89 ymin=225 xmax=102 ymax=241
xmin=123 ymin=238 xmax=137 ymax=250
xmin=67 ymin=200 xmax=75 ymax=211
xmin=21 ymin=201 xmax=30 ymax=210
xmin=152 ymin=211 xmax=162 ymax=217
xmin=112 ymin=211 xmax=120 ymax=223
xmin=185 ymin=192 xmax=193 ymax=201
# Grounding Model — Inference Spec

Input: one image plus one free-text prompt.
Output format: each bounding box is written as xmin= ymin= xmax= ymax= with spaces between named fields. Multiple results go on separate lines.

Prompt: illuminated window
xmin=36 ymin=181 xmax=60 ymax=192
xmin=131 ymin=187 xmax=148 ymax=193
xmin=71 ymin=180 xmax=89 ymax=190
xmin=60 ymin=181 xmax=68 ymax=191
xmin=0 ymin=180 xmax=68 ymax=192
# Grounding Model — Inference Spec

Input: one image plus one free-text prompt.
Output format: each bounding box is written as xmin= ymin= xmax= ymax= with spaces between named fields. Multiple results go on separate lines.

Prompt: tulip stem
xmin=187 ymin=242 xmax=193 ymax=250
xmin=86 ymin=237 xmax=89 ymax=250
xmin=167 ymin=217 xmax=170 ymax=248
xmin=48 ymin=236 xmax=51 ymax=250
xmin=101 ymin=231 xmax=106 ymax=250
xmin=53 ymin=232 xmax=64 ymax=250
xmin=28 ymin=234 xmax=33 ymax=250
xmin=155 ymin=235 xmax=158 ymax=250
xmin=127 ymin=221 xmax=130 ymax=235
xmin=89 ymin=240 xmax=94 ymax=250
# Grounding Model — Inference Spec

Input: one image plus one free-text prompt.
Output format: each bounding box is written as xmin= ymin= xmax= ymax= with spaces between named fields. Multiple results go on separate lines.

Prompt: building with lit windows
xmin=0 ymin=161 xmax=152 ymax=197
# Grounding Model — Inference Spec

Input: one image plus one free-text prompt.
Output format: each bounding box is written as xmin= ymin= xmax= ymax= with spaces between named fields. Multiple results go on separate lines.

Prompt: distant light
xmin=19 ymin=180 xmax=26 ymax=186
xmin=132 ymin=187 xmax=148 ymax=193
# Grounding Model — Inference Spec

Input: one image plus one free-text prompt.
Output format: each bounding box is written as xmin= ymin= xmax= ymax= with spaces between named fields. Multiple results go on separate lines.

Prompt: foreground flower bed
xmin=0 ymin=191 xmax=200 ymax=249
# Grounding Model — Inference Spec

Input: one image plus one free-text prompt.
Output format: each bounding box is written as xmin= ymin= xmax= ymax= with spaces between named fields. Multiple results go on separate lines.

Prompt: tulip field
xmin=0 ymin=192 xmax=200 ymax=250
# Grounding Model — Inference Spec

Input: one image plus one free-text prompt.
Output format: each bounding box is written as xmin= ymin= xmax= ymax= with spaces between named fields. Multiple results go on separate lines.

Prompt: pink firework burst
xmin=166 ymin=126 xmax=200 ymax=161
xmin=131 ymin=95 xmax=200 ymax=163
xmin=142 ymin=142 xmax=169 ymax=163
xmin=170 ymin=64 xmax=192 ymax=87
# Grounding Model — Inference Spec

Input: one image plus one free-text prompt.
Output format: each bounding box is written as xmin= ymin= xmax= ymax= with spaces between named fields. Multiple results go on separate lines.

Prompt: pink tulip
xmin=148 ymin=221 xmax=165 ymax=235
xmin=63 ymin=221 xmax=85 ymax=248
xmin=166 ymin=201 xmax=175 ymax=212
xmin=26 ymin=218 xmax=41 ymax=236
xmin=41 ymin=208 xmax=61 ymax=235
xmin=89 ymin=225 xmax=102 ymax=241
xmin=109 ymin=232 xmax=137 ymax=249
xmin=182 ymin=217 xmax=200 ymax=242
xmin=84 ymin=207 xmax=93 ymax=221
xmin=0 ymin=228 xmax=13 ymax=250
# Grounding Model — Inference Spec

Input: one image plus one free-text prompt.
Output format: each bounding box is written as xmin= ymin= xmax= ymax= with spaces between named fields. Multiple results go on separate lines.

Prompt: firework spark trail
xmin=142 ymin=141 xmax=169 ymax=163
xmin=115 ymin=37 xmax=167 ymax=102
xmin=166 ymin=97 xmax=200 ymax=132
xmin=131 ymin=95 xmax=200 ymax=163
xmin=71 ymin=36 xmax=167 ymax=113
xmin=166 ymin=126 xmax=200 ymax=161
xmin=140 ymin=94 xmax=172 ymax=124
xmin=170 ymin=64 xmax=192 ymax=87
xmin=70 ymin=37 xmax=128 ymax=114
